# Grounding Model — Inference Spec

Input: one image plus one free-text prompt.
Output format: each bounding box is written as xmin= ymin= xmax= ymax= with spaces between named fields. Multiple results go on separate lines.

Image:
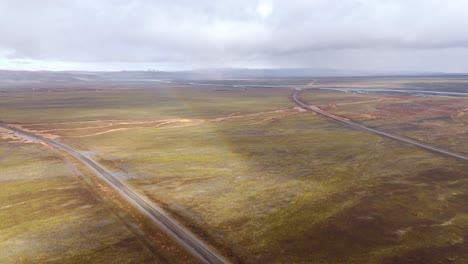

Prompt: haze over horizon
xmin=1 ymin=0 xmax=468 ymax=73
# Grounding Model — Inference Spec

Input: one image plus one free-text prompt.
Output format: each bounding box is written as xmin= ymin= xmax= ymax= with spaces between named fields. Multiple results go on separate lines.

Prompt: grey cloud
xmin=1 ymin=0 xmax=468 ymax=71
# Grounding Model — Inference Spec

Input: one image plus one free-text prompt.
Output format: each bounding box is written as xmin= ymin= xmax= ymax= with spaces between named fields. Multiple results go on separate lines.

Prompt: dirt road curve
xmin=293 ymin=90 xmax=468 ymax=163
xmin=0 ymin=124 xmax=229 ymax=264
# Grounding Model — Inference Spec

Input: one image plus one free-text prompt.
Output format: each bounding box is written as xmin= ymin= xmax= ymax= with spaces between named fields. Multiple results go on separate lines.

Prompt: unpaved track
xmin=2 ymin=81 xmax=466 ymax=263
xmin=293 ymin=89 xmax=468 ymax=163
xmin=0 ymin=145 xmax=18 ymax=161
xmin=0 ymin=123 xmax=229 ymax=264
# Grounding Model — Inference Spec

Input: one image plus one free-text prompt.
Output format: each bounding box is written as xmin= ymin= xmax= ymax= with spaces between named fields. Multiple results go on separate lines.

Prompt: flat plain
xmin=1 ymin=76 xmax=468 ymax=263
xmin=0 ymin=137 xmax=199 ymax=263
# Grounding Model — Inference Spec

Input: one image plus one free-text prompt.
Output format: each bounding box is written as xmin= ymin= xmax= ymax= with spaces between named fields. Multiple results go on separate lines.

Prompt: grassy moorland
xmin=300 ymin=89 xmax=468 ymax=155
xmin=0 ymin=136 xmax=197 ymax=263
xmin=1 ymin=80 xmax=468 ymax=263
xmin=0 ymin=86 xmax=292 ymax=124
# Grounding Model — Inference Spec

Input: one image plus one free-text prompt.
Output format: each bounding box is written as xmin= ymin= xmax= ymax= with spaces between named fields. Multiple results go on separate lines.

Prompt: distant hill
xmin=188 ymin=68 xmax=462 ymax=78
xmin=0 ymin=70 xmax=105 ymax=82
xmin=0 ymin=68 xmax=465 ymax=83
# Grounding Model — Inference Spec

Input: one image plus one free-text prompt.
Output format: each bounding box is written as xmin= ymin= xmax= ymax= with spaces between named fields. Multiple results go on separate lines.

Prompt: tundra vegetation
xmin=0 ymin=138 xmax=197 ymax=263
xmin=1 ymin=77 xmax=467 ymax=263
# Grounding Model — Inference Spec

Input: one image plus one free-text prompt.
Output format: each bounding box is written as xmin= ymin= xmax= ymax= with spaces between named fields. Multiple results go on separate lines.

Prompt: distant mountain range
xmin=0 ymin=68 xmax=465 ymax=83
xmin=185 ymin=68 xmax=462 ymax=78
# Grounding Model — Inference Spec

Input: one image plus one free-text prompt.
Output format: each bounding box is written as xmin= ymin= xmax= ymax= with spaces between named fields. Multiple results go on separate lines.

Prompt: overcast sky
xmin=1 ymin=0 xmax=468 ymax=72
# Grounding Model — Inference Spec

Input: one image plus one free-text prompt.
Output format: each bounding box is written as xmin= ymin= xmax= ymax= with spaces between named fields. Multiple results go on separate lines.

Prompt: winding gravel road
xmin=0 ymin=123 xmax=229 ymax=264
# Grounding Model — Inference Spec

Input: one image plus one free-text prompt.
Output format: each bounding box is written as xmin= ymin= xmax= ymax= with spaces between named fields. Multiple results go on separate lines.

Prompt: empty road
xmin=161 ymin=79 xmax=468 ymax=163
xmin=292 ymin=89 xmax=468 ymax=163
xmin=0 ymin=123 xmax=229 ymax=264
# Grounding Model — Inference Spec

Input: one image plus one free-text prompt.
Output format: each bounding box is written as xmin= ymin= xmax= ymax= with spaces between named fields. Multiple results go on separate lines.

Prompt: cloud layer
xmin=1 ymin=0 xmax=468 ymax=71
